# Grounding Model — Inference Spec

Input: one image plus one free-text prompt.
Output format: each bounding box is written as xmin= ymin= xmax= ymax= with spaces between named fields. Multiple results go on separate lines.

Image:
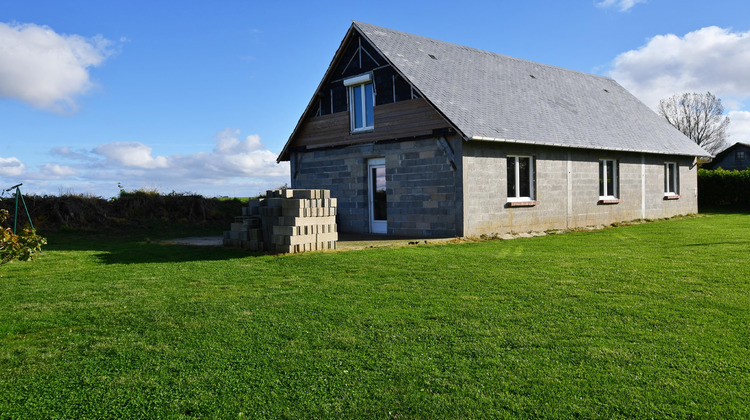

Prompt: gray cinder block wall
xmin=292 ymin=138 xmax=698 ymax=238
xmin=461 ymin=141 xmax=698 ymax=237
xmin=292 ymin=136 xmax=462 ymax=237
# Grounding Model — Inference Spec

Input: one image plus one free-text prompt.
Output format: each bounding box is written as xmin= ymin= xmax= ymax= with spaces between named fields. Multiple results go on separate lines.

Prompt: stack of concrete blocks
xmin=224 ymin=211 xmax=262 ymax=250
xmin=223 ymin=189 xmax=338 ymax=253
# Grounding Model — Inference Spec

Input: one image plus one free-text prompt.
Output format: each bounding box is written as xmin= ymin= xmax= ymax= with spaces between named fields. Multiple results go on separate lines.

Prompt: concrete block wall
xmin=292 ymin=136 xmax=461 ymax=237
xmin=290 ymin=138 xmax=698 ymax=239
xmin=461 ymin=142 xmax=568 ymax=235
xmin=643 ymin=155 xmax=698 ymax=219
xmin=566 ymin=150 xmax=641 ymax=228
xmin=462 ymin=141 xmax=699 ymax=237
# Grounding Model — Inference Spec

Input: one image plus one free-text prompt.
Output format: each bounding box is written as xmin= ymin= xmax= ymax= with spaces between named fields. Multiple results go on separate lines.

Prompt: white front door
xmin=368 ymin=158 xmax=387 ymax=234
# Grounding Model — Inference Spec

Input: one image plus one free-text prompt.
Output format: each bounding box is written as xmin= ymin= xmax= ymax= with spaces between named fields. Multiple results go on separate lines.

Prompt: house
xmin=701 ymin=142 xmax=750 ymax=171
xmin=278 ymin=22 xmax=710 ymax=237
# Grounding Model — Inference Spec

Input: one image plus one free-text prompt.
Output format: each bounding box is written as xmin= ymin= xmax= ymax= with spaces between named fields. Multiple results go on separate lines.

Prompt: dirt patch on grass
xmin=335 ymin=233 xmax=459 ymax=250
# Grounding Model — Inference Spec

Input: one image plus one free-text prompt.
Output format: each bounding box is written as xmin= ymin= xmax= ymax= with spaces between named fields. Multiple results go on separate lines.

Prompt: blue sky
xmin=2 ymin=0 xmax=750 ymax=198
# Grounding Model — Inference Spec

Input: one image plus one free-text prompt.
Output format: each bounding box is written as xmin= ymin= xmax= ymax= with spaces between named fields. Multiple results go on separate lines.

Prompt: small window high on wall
xmin=344 ymin=74 xmax=374 ymax=132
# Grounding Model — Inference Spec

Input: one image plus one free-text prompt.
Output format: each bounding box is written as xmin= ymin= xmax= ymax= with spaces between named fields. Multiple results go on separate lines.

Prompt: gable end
xmin=278 ymin=24 xmax=451 ymax=162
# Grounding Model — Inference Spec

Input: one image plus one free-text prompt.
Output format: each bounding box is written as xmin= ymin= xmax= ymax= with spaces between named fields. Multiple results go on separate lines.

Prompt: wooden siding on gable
xmin=279 ymin=26 xmax=431 ymax=161
xmin=293 ymin=98 xmax=450 ymax=150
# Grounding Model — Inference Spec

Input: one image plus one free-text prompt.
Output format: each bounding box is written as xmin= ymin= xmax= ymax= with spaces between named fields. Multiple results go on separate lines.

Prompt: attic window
xmin=529 ymin=75 xmax=536 ymax=79
xmin=603 ymin=89 xmax=610 ymax=93
xmin=344 ymin=73 xmax=374 ymax=132
xmin=428 ymin=54 xmax=437 ymax=60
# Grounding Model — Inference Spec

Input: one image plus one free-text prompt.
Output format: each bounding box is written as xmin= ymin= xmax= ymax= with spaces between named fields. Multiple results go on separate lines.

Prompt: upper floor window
xmin=599 ymin=159 xmax=619 ymax=200
xmin=344 ymin=74 xmax=374 ymax=132
xmin=736 ymin=150 xmax=746 ymax=161
xmin=664 ymin=162 xmax=679 ymax=196
xmin=507 ymin=155 xmax=535 ymax=202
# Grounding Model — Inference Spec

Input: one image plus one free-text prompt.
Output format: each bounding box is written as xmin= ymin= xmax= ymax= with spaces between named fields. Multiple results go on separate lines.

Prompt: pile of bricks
xmin=223 ymin=189 xmax=338 ymax=253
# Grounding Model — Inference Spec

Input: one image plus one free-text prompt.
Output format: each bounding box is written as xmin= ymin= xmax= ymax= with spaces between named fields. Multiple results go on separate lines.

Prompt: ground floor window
xmin=507 ymin=155 xmax=535 ymax=202
xmin=599 ymin=159 xmax=618 ymax=200
xmin=664 ymin=162 xmax=679 ymax=196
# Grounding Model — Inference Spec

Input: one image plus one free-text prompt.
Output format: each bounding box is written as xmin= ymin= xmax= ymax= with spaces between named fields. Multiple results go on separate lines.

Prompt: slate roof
xmin=281 ymin=22 xmax=710 ymax=159
xmin=356 ymin=21 xmax=710 ymax=157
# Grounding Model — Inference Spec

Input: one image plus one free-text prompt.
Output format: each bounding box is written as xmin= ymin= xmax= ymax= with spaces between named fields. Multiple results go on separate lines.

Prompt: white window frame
xmin=599 ymin=159 xmax=619 ymax=200
xmin=344 ymin=73 xmax=374 ymax=133
xmin=367 ymin=157 xmax=387 ymax=234
xmin=507 ymin=155 xmax=535 ymax=202
xmin=664 ymin=162 xmax=679 ymax=196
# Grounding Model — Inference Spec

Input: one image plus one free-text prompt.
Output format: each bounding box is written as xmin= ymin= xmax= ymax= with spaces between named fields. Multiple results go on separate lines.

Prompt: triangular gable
xmin=279 ymin=23 xmax=432 ymax=161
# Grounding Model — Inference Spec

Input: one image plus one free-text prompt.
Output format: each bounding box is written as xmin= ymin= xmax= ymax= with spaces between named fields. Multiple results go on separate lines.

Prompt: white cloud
xmin=41 ymin=163 xmax=78 ymax=177
xmin=94 ymin=142 xmax=169 ymax=169
xmin=728 ymin=110 xmax=750 ymax=142
xmin=0 ymin=157 xmax=26 ymax=177
xmin=0 ymin=22 xmax=115 ymax=112
xmin=203 ymin=128 xmax=286 ymax=177
xmin=609 ymin=26 xmax=750 ymax=109
xmin=17 ymin=130 xmax=289 ymax=197
xmin=595 ymin=0 xmax=646 ymax=12
xmin=214 ymin=128 xmax=264 ymax=153
xmin=51 ymin=146 xmax=99 ymax=162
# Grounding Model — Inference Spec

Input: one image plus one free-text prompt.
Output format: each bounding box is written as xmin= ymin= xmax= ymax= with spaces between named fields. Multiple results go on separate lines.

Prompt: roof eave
xmin=277 ymin=23 xmax=361 ymax=162
xmin=470 ymin=135 xmax=712 ymax=158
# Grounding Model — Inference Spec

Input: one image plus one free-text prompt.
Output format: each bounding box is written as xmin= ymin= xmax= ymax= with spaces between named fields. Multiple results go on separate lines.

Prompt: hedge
xmin=698 ymin=168 xmax=750 ymax=209
xmin=0 ymin=190 xmax=245 ymax=233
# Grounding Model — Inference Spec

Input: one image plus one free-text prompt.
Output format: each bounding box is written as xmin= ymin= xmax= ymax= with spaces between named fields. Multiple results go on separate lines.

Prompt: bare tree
xmin=657 ymin=92 xmax=730 ymax=155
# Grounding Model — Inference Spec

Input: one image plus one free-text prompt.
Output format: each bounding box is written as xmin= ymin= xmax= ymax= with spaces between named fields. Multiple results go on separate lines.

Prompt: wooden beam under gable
xmin=293 ymin=98 xmax=451 ymax=151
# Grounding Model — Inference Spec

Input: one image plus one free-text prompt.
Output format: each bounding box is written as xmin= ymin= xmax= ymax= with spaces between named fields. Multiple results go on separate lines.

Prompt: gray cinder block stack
xmin=223 ymin=189 xmax=338 ymax=253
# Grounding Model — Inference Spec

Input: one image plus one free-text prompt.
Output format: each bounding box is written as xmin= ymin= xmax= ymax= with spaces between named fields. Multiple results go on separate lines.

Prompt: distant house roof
xmin=281 ymin=22 xmax=710 ymax=160
xmin=701 ymin=142 xmax=750 ymax=169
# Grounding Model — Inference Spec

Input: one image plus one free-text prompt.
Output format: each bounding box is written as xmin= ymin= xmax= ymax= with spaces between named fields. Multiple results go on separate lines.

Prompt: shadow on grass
xmin=698 ymin=206 xmax=750 ymax=214
xmin=93 ymin=243 xmax=257 ymax=265
xmin=681 ymin=241 xmax=750 ymax=247
xmin=43 ymin=229 xmax=260 ymax=265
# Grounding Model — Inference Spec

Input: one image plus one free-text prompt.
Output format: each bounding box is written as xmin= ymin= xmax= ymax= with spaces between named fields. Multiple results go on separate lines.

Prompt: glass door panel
xmin=368 ymin=158 xmax=387 ymax=234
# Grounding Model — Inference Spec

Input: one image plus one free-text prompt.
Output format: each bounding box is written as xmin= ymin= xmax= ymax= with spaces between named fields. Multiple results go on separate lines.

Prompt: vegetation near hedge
xmin=1 ymin=214 xmax=748 ymax=418
xmin=0 ymin=209 xmax=46 ymax=266
xmin=0 ymin=189 xmax=246 ymax=233
xmin=698 ymin=167 xmax=750 ymax=209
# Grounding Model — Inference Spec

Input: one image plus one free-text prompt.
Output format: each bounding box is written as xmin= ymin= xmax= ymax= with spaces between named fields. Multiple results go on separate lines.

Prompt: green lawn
xmin=1 ymin=214 xmax=748 ymax=418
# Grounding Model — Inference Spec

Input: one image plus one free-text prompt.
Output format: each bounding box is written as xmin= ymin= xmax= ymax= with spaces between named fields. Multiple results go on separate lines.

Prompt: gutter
xmin=469 ymin=135 xmax=712 ymax=159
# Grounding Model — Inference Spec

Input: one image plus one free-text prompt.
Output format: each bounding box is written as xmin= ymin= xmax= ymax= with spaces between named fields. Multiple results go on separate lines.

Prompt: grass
xmin=1 ymin=214 xmax=749 ymax=418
